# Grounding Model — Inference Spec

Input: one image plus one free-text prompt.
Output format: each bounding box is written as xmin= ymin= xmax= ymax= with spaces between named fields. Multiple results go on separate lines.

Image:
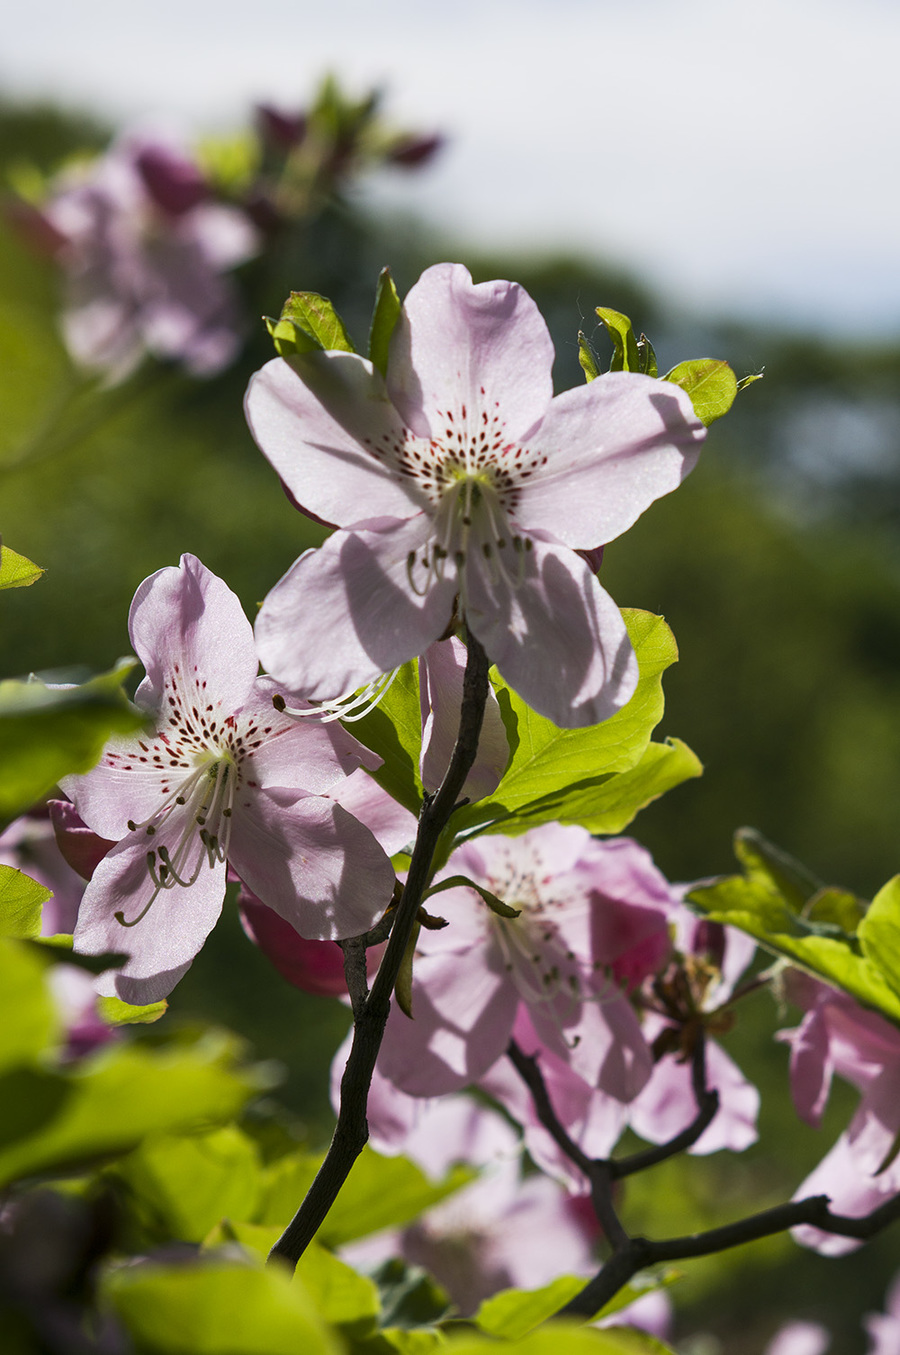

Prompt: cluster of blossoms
xmin=18 ymin=258 xmax=896 ymax=1337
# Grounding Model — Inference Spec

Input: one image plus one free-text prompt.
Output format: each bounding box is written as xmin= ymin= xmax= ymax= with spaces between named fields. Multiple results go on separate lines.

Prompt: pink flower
xmin=865 ymin=1273 xmax=900 ymax=1354
xmin=373 ymin=829 xmax=675 ymax=1100
xmin=419 ymin=635 xmax=509 ymax=801
xmin=62 ymin=555 xmax=395 ymax=1004
xmin=0 ymin=808 xmax=88 ymax=936
xmin=778 ymin=973 xmax=900 ymax=1254
xmin=42 ymin=131 xmax=257 ymax=382
xmin=246 ymin=262 xmax=704 ymax=727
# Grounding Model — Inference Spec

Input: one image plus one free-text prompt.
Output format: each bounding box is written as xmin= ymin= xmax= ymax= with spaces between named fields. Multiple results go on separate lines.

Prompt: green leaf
xmin=297 ymin=1240 xmax=381 ymax=1331
xmin=0 ymin=658 xmax=146 ymax=820
xmin=636 ymin=334 xmax=658 ymax=378
xmin=426 ymin=875 xmax=520 ymax=919
xmin=103 ymin=1259 xmax=339 ymax=1355
xmin=445 ymin=1326 xmax=676 ymax=1354
xmin=736 ymin=370 xmax=764 ymax=393
xmin=107 ymin=1126 xmax=263 ymax=1244
xmin=97 ymin=994 xmax=168 ymax=1025
xmin=0 ymin=937 xmax=60 ymax=1073
xmin=275 ymin=291 xmax=356 ymax=354
xmin=595 ymin=307 xmax=641 ymax=372
xmin=258 ymin=1145 xmax=473 ymax=1246
xmin=264 ymin=315 xmax=321 ymax=358
xmin=369 ymin=1256 xmax=452 ymax=1329
xmin=859 ymin=877 xmax=900 ymax=999
xmin=351 ymin=661 xmax=423 ymax=816
xmin=451 ymin=611 xmax=683 ymax=837
xmin=690 ymin=843 xmax=900 ymax=1029
xmin=369 ymin=267 xmax=402 ymax=378
xmin=0 ymin=1034 xmax=262 ymax=1188
xmin=0 ymin=543 xmax=43 ymax=589
xmin=663 ymin=359 xmax=738 ymax=426
xmin=473 ymin=1276 xmax=586 ymax=1338
xmin=577 ymin=332 xmax=600 ymax=383
xmin=0 ymin=864 xmax=51 ymax=939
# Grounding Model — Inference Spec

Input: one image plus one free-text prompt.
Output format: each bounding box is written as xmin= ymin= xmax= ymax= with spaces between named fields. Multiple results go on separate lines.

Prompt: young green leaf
xmin=351 ymin=661 xmax=423 ymax=815
xmin=663 ymin=358 xmax=737 ymax=426
xmin=369 ymin=267 xmax=402 ymax=377
xmin=0 ymin=864 xmax=51 ymax=939
xmin=0 ymin=657 xmax=145 ymax=820
xmin=281 ymin=291 xmax=356 ymax=353
xmin=595 ymin=307 xmax=641 ymax=373
xmin=0 ymin=543 xmax=44 ymax=589
xmin=577 ymin=331 xmax=600 ymax=383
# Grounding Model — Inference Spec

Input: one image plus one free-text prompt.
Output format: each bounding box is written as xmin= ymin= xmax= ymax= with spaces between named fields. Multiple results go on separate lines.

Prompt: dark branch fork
xmin=268 ymin=633 xmax=491 ymax=1269
xmin=506 ymin=1026 xmax=900 ymax=1319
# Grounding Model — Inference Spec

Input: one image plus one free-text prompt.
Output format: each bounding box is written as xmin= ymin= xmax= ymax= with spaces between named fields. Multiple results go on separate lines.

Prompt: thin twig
xmin=268 ymin=633 xmax=490 ymax=1270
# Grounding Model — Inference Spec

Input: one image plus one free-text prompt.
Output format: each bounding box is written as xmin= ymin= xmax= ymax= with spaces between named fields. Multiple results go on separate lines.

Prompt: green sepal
xmin=577 ymin=331 xmax=600 ymax=382
xmin=0 ymin=864 xmax=51 ymax=939
xmin=265 ymin=291 xmax=356 ymax=357
xmin=663 ymin=358 xmax=738 ymax=425
xmin=0 ymin=657 xmax=146 ymax=821
xmin=369 ymin=267 xmax=402 ymax=377
xmin=0 ymin=542 xmax=43 ymax=589
xmin=426 ymin=874 xmax=520 ymax=918
xmin=595 ymin=307 xmax=641 ymax=372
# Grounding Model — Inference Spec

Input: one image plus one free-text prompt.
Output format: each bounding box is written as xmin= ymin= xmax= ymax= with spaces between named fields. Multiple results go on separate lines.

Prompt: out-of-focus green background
xmin=4 ymin=100 xmax=900 ymax=1353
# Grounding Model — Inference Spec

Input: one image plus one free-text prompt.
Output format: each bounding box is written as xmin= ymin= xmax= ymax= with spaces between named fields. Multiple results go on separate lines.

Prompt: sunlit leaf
xmin=351 ymin=661 xmax=423 ymax=815
xmin=595 ymin=307 xmax=641 ymax=372
xmin=663 ymin=358 xmax=737 ymax=426
xmin=0 ymin=543 xmax=43 ymax=589
xmin=0 ymin=658 xmax=145 ymax=820
xmin=0 ymin=864 xmax=51 ymax=939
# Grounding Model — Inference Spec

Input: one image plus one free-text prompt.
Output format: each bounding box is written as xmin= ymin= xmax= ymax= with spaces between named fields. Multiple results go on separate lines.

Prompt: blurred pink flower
xmin=41 ymin=131 xmax=257 ymax=382
xmin=247 ymin=262 xmax=704 ymax=727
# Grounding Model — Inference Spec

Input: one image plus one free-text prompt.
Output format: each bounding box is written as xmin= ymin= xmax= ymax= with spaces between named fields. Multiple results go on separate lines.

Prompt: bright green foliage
xmin=473 ymin=1277 xmax=587 ymax=1338
xmin=444 ymin=1325 xmax=676 ymax=1353
xmin=0 ymin=863 xmax=51 ymax=939
xmin=265 ymin=290 xmax=356 ymax=357
xmin=352 ymin=660 xmax=423 ymax=815
xmin=690 ymin=831 xmax=900 ymax=1027
xmin=577 ymin=331 xmax=600 ymax=382
xmin=450 ymin=611 xmax=698 ymax=838
xmin=0 ymin=656 xmax=146 ymax=820
xmin=0 ymin=543 xmax=43 ymax=589
xmin=296 ymin=1241 xmax=383 ymax=1332
xmin=96 ymin=994 xmax=168 ymax=1025
xmin=102 ymin=1258 xmax=340 ymax=1355
xmin=108 ymin=1125 xmax=263 ymax=1244
xmin=0 ymin=936 xmax=60 ymax=1073
xmin=369 ymin=267 xmax=402 ymax=377
xmin=663 ymin=359 xmax=738 ymax=426
xmin=595 ymin=307 xmax=641 ymax=373
xmin=258 ymin=1144 xmax=474 ymax=1245
xmin=0 ymin=1031 xmax=263 ymax=1188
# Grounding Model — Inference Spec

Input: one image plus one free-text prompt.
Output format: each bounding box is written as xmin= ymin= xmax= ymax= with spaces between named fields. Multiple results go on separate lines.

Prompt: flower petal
xmin=419 ymin=636 xmax=509 ymax=800
xmin=74 ymin=826 xmax=226 ymax=1002
xmin=387 ymin=263 xmax=554 ymax=442
xmin=229 ymin=790 xmax=394 ymax=940
xmin=255 ymin=517 xmax=457 ymax=699
xmin=245 ymin=353 xmax=425 ymax=526
xmin=466 ymin=535 xmax=638 ymax=727
xmin=130 ymin=553 xmax=258 ymax=712
xmin=519 ymin=372 xmax=705 ymax=548
xmin=241 ymin=677 xmax=376 ymax=793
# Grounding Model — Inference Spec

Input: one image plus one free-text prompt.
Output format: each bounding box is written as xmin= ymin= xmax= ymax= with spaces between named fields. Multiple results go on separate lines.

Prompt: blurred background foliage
xmin=3 ymin=96 xmax=900 ymax=1353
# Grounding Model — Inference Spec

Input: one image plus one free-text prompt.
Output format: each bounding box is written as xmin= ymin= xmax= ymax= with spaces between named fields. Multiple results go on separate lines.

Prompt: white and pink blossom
xmin=246 ymin=262 xmax=704 ymax=727
xmin=63 ymin=554 xmax=395 ymax=1004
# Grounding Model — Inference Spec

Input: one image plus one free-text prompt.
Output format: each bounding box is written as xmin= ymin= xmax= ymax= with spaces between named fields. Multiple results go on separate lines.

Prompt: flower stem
xmin=267 ymin=632 xmax=491 ymax=1270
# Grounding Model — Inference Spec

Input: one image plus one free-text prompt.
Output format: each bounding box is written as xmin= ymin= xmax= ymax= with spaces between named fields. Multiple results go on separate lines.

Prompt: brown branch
xmin=268 ymin=633 xmax=490 ymax=1270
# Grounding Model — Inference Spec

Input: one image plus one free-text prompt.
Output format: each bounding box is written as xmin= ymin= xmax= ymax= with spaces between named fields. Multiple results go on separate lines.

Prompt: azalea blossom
xmin=40 ymin=130 xmax=257 ymax=382
xmin=246 ymin=262 xmax=704 ymax=727
xmin=778 ymin=971 xmax=900 ymax=1255
xmin=62 ymin=554 xmax=394 ymax=1004
xmin=373 ymin=828 xmax=675 ymax=1100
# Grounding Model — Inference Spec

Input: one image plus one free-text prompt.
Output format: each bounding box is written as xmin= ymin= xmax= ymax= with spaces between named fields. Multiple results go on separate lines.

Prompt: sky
xmin=5 ymin=0 xmax=900 ymax=336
